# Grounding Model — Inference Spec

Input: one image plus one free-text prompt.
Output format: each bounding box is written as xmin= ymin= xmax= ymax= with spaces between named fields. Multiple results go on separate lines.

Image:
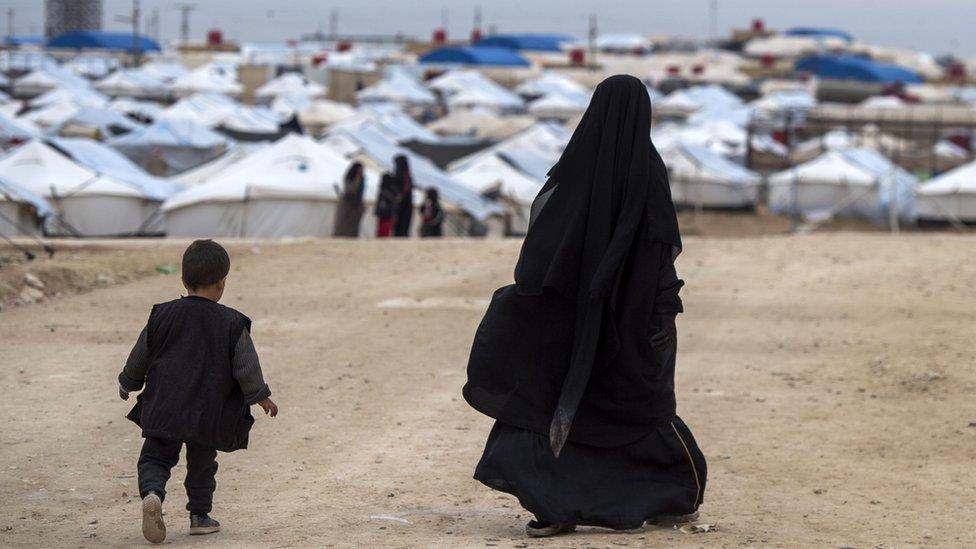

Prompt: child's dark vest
xmin=126 ymin=296 xmax=254 ymax=452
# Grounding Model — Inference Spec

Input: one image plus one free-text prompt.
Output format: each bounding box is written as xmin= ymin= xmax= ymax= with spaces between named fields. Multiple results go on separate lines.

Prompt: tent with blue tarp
xmin=474 ymin=34 xmax=574 ymax=52
xmin=784 ymin=27 xmax=854 ymax=42
xmin=419 ymin=47 xmax=530 ymax=67
xmin=47 ymin=31 xmax=161 ymax=53
xmin=795 ymin=55 xmax=923 ymax=84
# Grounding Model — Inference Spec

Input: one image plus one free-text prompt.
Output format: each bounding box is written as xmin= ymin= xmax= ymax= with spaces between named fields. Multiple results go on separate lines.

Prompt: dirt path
xmin=1 ymin=235 xmax=974 ymax=548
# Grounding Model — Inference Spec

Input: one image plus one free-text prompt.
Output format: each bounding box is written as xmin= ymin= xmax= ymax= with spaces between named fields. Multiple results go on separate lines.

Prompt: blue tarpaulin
xmin=784 ymin=27 xmax=854 ymax=42
xmin=419 ymin=46 xmax=530 ymax=67
xmin=47 ymin=31 xmax=161 ymax=52
xmin=474 ymin=33 xmax=574 ymax=52
xmin=795 ymin=55 xmax=923 ymax=84
xmin=3 ymin=36 xmax=46 ymax=47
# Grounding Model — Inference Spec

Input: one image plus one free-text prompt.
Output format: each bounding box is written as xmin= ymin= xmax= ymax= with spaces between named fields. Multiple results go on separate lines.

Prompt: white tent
xmin=768 ymin=148 xmax=917 ymax=222
xmin=137 ymin=60 xmax=189 ymax=84
xmin=0 ymin=175 xmax=53 ymax=236
xmin=0 ymin=140 xmax=160 ymax=236
xmin=662 ymin=144 xmax=761 ymax=209
xmin=515 ymin=71 xmax=588 ymax=98
xmin=595 ymin=33 xmax=651 ymax=52
xmin=255 ymin=73 xmax=326 ymax=100
xmin=13 ymin=66 xmax=93 ymax=97
xmin=357 ymin=71 xmax=436 ymax=107
xmin=528 ymin=90 xmax=590 ymax=120
xmin=297 ymin=99 xmax=357 ymax=135
xmin=95 ymin=69 xmax=168 ymax=99
xmin=171 ymin=66 xmax=243 ymax=97
xmin=162 ymin=133 xmax=377 ymax=238
xmin=111 ymin=118 xmax=231 ymax=176
xmin=172 ymin=144 xmax=266 ymax=188
xmin=270 ymin=93 xmax=313 ymax=121
xmin=429 ymin=70 xmax=524 ymax=113
xmin=916 ymin=160 xmax=976 ymax=222
xmin=0 ymin=110 xmax=41 ymax=144
xmin=448 ymin=153 xmax=542 ymax=233
xmin=426 ymin=109 xmax=535 ymax=140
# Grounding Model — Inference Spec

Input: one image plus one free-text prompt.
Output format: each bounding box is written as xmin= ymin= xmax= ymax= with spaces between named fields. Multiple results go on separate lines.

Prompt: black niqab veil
xmin=464 ymin=75 xmax=682 ymax=457
xmin=515 ymin=75 xmax=680 ymax=299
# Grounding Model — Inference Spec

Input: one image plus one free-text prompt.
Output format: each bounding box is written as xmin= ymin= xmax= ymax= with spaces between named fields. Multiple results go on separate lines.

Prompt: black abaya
xmin=392 ymin=155 xmax=413 ymax=237
xmin=463 ymin=75 xmax=706 ymax=528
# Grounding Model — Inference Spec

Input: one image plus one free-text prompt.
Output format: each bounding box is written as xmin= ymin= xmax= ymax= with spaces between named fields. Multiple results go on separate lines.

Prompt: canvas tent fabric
xmin=298 ymin=99 xmax=357 ymax=135
xmin=256 ymin=73 xmax=326 ymax=99
xmin=419 ymin=47 xmax=530 ymax=68
xmin=110 ymin=118 xmax=231 ymax=175
xmin=795 ymin=55 xmax=924 ymax=84
xmin=47 ymin=31 xmax=161 ymax=52
xmin=528 ymin=90 xmax=591 ymax=120
xmin=0 ymin=110 xmax=41 ymax=142
xmin=768 ymin=148 xmax=916 ymax=222
xmin=427 ymin=70 xmax=524 ymax=112
xmin=50 ymin=137 xmax=181 ymax=200
xmin=916 ymin=160 xmax=976 ymax=222
xmin=662 ymin=143 xmax=761 ymax=208
xmin=57 ymin=105 xmax=143 ymax=138
xmin=0 ymin=140 xmax=159 ymax=236
xmin=514 ymin=71 xmax=588 ymax=98
xmin=0 ymin=174 xmax=53 ymax=236
xmin=474 ymin=34 xmax=573 ymax=52
xmin=171 ymin=66 xmax=243 ymax=96
xmin=161 ymin=133 xmax=377 ymax=238
xmin=356 ymin=72 xmax=437 ymax=107
xmin=172 ymin=144 xmax=266 ymax=188
xmin=95 ymin=69 xmax=168 ymax=99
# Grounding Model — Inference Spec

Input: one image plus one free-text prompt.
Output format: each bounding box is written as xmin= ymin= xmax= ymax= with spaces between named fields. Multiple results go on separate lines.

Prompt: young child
xmin=118 ymin=239 xmax=278 ymax=544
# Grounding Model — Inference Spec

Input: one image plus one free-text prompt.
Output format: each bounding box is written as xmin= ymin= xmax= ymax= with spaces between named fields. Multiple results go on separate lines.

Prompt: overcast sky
xmin=5 ymin=0 xmax=975 ymax=56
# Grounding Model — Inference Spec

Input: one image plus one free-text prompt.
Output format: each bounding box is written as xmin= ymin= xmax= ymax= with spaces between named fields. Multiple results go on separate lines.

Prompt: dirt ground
xmin=1 ymin=234 xmax=975 ymax=548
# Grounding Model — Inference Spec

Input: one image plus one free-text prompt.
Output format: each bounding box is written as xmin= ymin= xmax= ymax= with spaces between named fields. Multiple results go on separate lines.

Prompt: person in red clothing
xmin=374 ymin=173 xmax=398 ymax=238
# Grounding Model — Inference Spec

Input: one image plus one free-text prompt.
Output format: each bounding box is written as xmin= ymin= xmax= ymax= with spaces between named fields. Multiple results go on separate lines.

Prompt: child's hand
xmin=119 ymin=386 xmax=129 ymax=400
xmin=258 ymin=398 xmax=278 ymax=417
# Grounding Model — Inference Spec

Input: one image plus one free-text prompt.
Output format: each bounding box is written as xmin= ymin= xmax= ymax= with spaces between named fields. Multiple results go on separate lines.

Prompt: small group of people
xmin=118 ymin=75 xmax=705 ymax=544
xmin=332 ymin=154 xmax=444 ymax=239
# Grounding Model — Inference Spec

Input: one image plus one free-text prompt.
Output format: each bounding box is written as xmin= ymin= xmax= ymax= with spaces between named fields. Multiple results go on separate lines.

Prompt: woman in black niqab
xmin=392 ymin=155 xmax=413 ymax=237
xmin=333 ymin=161 xmax=365 ymax=237
xmin=463 ymin=75 xmax=706 ymax=536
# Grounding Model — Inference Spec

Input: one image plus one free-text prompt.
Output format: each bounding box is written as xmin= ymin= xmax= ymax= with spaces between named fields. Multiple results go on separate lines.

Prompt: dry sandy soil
xmin=1 ymin=234 xmax=975 ymax=548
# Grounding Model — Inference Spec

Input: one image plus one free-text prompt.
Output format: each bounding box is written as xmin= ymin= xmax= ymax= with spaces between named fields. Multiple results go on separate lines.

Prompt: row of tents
xmin=3 ymin=124 xmax=975 ymax=241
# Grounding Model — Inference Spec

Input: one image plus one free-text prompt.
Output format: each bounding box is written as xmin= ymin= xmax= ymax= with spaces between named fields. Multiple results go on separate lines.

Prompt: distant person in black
xmin=463 ymin=75 xmax=706 ymax=538
xmin=118 ymin=239 xmax=278 ymax=544
xmin=333 ymin=161 xmax=366 ymax=238
xmin=392 ymin=154 xmax=413 ymax=237
xmin=419 ymin=188 xmax=444 ymax=238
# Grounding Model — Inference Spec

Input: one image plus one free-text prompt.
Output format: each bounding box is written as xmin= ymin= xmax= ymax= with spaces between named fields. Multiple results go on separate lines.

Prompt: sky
xmin=4 ymin=0 xmax=976 ymax=56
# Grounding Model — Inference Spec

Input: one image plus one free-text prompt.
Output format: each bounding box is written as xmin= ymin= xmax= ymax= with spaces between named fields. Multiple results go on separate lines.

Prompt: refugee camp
xmin=1 ymin=0 xmax=974 ymax=547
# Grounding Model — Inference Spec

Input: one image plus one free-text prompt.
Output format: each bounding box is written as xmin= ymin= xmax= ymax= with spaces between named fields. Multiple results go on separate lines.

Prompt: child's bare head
xmin=182 ymin=239 xmax=230 ymax=301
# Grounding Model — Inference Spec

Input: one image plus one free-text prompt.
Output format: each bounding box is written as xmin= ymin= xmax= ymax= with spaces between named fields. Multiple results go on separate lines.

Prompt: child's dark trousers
xmin=138 ymin=436 xmax=218 ymax=515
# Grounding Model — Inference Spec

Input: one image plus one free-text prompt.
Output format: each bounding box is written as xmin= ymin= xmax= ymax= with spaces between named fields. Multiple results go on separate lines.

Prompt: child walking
xmin=118 ymin=239 xmax=278 ymax=543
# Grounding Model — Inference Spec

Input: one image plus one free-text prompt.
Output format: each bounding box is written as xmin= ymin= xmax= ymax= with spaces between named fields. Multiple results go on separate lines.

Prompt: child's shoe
xmin=189 ymin=513 xmax=221 ymax=535
xmin=141 ymin=492 xmax=166 ymax=544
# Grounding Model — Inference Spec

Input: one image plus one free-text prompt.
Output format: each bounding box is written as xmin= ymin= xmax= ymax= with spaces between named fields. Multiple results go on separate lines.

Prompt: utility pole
xmin=474 ymin=5 xmax=482 ymax=30
xmin=329 ymin=9 xmax=338 ymax=39
xmin=6 ymin=8 xmax=13 ymax=39
xmin=115 ymin=1 xmax=142 ymax=66
xmin=588 ymin=14 xmax=598 ymax=67
xmin=175 ymin=3 xmax=196 ymax=45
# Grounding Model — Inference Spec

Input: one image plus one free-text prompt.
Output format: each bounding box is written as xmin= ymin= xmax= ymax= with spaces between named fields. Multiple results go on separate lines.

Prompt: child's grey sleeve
xmin=118 ymin=326 xmax=150 ymax=392
xmin=232 ymin=328 xmax=272 ymax=405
